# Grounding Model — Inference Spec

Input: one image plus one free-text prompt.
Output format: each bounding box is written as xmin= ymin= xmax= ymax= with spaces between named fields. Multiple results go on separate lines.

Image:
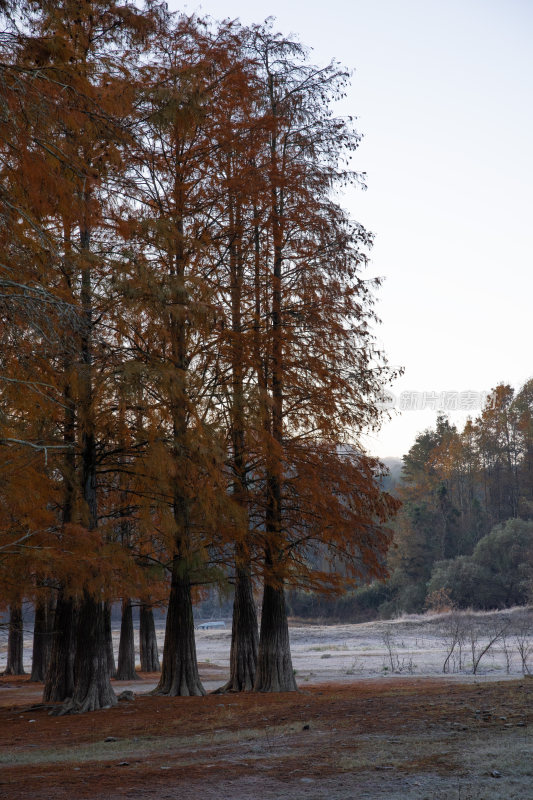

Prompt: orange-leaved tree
xmin=112 ymin=15 xmax=249 ymax=696
xmin=240 ymin=24 xmax=400 ymax=691
xmin=0 ymin=0 xmax=157 ymax=711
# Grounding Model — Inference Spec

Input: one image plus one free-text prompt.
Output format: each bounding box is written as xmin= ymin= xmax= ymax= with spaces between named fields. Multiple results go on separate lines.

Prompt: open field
xmin=2 ymin=607 xmax=533 ymax=684
xmin=1 ymin=675 xmax=532 ymax=799
xmin=198 ymin=609 xmax=533 ymax=684
xmin=1 ymin=610 xmax=533 ymax=798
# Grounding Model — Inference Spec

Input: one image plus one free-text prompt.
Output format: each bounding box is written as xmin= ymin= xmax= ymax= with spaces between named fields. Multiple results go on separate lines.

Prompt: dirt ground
xmin=1 ymin=672 xmax=532 ymax=800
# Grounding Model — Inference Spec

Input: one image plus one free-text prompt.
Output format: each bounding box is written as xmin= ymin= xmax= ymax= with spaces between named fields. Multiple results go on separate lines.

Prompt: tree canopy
xmin=0 ymin=1 xmax=399 ymax=707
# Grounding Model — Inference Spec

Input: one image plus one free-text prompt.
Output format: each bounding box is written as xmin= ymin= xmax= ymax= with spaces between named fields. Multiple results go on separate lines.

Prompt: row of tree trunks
xmin=41 ymin=598 xmax=159 ymax=694
xmin=13 ymin=589 xmax=282 ymax=696
xmin=12 ymin=585 xmax=293 ymax=697
xmin=11 ymin=582 xmax=289 ymax=696
xmin=19 ymin=598 xmax=159 ymax=689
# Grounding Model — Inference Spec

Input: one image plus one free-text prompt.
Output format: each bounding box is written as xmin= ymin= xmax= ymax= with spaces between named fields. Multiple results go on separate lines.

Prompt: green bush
xmin=428 ymin=556 xmax=489 ymax=608
xmin=427 ymin=518 xmax=533 ymax=609
xmin=286 ymin=581 xmax=391 ymax=622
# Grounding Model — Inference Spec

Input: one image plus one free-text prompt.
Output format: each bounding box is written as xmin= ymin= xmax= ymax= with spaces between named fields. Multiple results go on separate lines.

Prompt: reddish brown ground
xmin=1 ymin=672 xmax=532 ymax=800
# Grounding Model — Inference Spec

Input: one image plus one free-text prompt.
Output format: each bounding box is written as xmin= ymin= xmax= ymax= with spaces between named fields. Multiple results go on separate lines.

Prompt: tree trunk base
xmin=216 ymin=566 xmax=258 ymax=693
xmin=104 ymin=601 xmax=117 ymax=679
xmin=139 ymin=604 xmax=160 ymax=672
xmin=31 ymin=597 xmax=54 ymax=682
xmin=254 ymin=582 xmax=297 ymax=693
xmin=5 ymin=604 xmax=25 ymax=676
xmin=152 ymin=675 xmax=205 ymax=697
xmin=116 ymin=599 xmax=139 ymax=681
xmin=53 ymin=593 xmax=116 ymax=714
xmin=154 ymin=565 xmax=205 ymax=697
xmin=43 ymin=593 xmax=75 ymax=703
xmin=50 ymin=691 xmax=117 ymax=716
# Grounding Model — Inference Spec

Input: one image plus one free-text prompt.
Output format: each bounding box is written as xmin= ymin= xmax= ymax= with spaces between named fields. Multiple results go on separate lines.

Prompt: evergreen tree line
xmin=391 ymin=381 xmax=533 ymax=614
xmin=0 ymin=1 xmax=398 ymax=711
xmin=289 ymin=380 xmax=533 ymax=620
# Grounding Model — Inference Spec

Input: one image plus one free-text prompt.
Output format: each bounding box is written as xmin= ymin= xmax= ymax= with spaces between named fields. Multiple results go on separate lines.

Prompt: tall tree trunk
xmin=43 ymin=591 xmax=75 ymax=701
xmin=154 ymin=213 xmax=204 ymax=698
xmin=104 ymin=601 xmax=117 ymax=678
xmin=115 ymin=417 xmax=136 ymax=681
xmin=220 ymin=561 xmax=258 ymax=692
xmin=54 ymin=591 xmax=117 ymax=715
xmin=44 ymin=328 xmax=77 ymax=701
xmin=56 ymin=225 xmax=116 ymax=714
xmin=30 ymin=597 xmax=54 ymax=682
xmin=254 ymin=578 xmax=296 ymax=692
xmin=43 ymin=381 xmax=76 ymax=701
xmin=31 ymin=601 xmax=46 ymax=682
xmin=253 ymin=74 xmax=296 ymax=693
xmin=5 ymin=604 xmax=25 ymax=675
xmin=155 ymin=560 xmax=205 ymax=696
xmin=220 ymin=193 xmax=259 ymax=692
xmin=139 ymin=603 xmax=160 ymax=672
xmin=116 ymin=598 xmax=138 ymax=680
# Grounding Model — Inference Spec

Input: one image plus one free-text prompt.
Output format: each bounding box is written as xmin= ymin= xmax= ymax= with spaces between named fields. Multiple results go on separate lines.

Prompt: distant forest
xmin=289 ymin=379 xmax=533 ymax=621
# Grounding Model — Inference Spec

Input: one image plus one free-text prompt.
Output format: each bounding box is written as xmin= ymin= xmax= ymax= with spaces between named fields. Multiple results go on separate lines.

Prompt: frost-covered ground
xmin=2 ymin=608 xmax=532 ymax=800
xmin=197 ymin=608 xmax=533 ymax=686
xmin=2 ymin=606 xmax=532 ymax=685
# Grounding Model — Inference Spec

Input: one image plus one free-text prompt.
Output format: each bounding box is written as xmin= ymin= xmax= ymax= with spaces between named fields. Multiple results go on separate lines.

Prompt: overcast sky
xmin=171 ymin=0 xmax=533 ymax=458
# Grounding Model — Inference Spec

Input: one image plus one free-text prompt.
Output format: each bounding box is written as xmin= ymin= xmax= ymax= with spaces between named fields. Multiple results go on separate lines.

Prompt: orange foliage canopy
xmin=0 ymin=4 xmax=399 ymax=623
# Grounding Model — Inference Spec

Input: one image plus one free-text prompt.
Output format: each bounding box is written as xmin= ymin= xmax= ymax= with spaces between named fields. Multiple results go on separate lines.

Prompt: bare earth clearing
xmin=1 ymin=611 xmax=532 ymax=799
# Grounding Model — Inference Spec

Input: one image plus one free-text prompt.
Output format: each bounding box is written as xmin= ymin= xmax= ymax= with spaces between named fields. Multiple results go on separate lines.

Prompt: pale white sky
xmin=173 ymin=0 xmax=533 ymax=458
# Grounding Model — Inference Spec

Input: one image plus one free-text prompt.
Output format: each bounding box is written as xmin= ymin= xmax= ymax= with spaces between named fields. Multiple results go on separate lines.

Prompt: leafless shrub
xmin=344 ymin=657 xmax=363 ymax=675
xmin=501 ymin=626 xmax=514 ymax=674
xmin=381 ymin=629 xmax=398 ymax=672
xmin=440 ymin=612 xmax=466 ymax=673
xmin=467 ymin=619 xmax=510 ymax=675
xmin=381 ymin=629 xmax=416 ymax=674
xmin=514 ymin=621 xmax=533 ymax=675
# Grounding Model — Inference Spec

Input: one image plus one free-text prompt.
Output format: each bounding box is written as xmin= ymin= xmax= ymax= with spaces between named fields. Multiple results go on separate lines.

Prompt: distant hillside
xmin=381 ymin=456 xmax=403 ymax=492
